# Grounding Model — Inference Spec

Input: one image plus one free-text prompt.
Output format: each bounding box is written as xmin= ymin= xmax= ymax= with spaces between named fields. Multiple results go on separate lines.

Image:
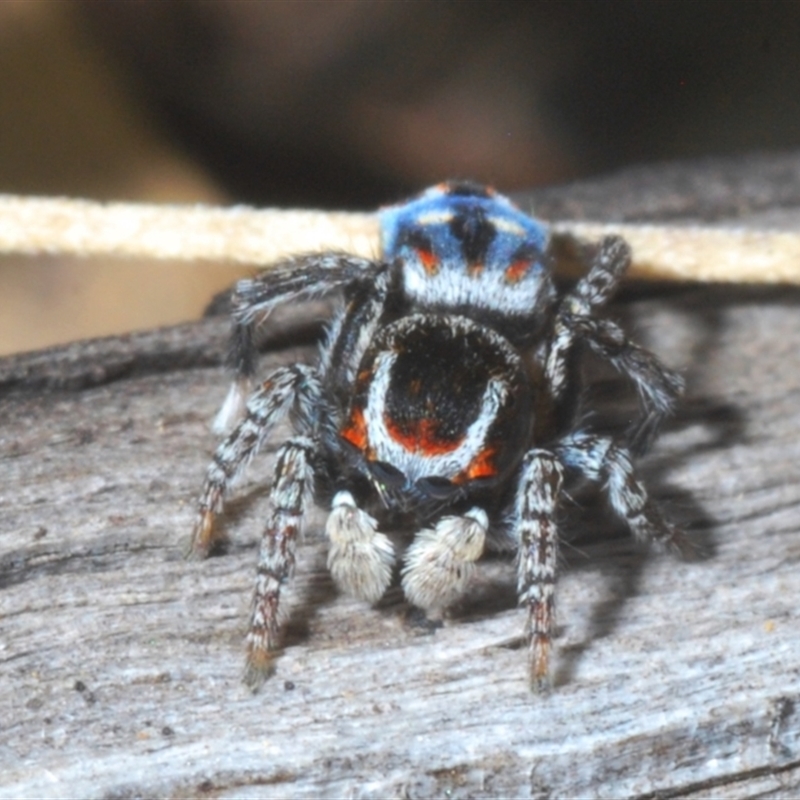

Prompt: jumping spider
xmin=190 ymin=182 xmax=687 ymax=691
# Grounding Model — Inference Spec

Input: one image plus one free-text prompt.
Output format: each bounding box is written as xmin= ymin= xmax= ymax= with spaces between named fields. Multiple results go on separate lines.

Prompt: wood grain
xmin=2 ymin=160 xmax=800 ymax=797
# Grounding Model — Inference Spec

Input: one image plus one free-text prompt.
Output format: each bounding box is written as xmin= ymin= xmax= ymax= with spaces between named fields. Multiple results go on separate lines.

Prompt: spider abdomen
xmin=341 ymin=314 xmax=531 ymax=491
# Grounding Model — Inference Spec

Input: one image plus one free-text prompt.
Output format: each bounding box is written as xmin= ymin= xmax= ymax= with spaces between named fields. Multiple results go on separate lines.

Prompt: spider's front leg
xmin=546 ymin=236 xmax=684 ymax=453
xmin=214 ymin=253 xmax=385 ymax=434
xmin=515 ymin=449 xmax=564 ymax=692
xmin=545 ymin=236 xmax=630 ymax=401
xmin=244 ymin=436 xmax=315 ymax=686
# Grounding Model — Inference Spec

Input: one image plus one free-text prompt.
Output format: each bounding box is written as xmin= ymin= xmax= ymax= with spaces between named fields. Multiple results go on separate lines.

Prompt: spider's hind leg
xmin=545 ymin=236 xmax=630 ymax=401
xmin=556 ymin=431 xmax=690 ymax=556
xmin=581 ymin=318 xmax=684 ymax=455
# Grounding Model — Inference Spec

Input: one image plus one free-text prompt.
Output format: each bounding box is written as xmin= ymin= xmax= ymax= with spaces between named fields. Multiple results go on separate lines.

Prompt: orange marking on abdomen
xmin=455 ymin=445 xmax=498 ymax=483
xmin=385 ymin=417 xmax=463 ymax=456
xmin=341 ymin=406 xmax=368 ymax=451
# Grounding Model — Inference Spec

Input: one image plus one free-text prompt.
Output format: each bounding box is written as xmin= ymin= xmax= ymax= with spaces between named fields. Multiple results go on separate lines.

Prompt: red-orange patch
xmin=341 ymin=406 xmax=368 ymax=451
xmin=385 ymin=417 xmax=463 ymax=456
xmin=504 ymin=259 xmax=531 ymax=284
xmin=416 ymin=247 xmax=440 ymax=276
xmin=456 ymin=445 xmax=498 ymax=483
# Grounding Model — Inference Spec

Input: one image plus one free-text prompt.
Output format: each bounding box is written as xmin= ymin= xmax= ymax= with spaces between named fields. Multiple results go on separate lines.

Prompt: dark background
xmin=80 ymin=0 xmax=800 ymax=207
xmin=2 ymin=0 xmax=800 ymax=353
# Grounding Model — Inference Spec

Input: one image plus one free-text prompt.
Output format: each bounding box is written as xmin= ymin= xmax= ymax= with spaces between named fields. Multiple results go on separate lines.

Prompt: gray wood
xmin=3 ymin=159 xmax=800 ymax=798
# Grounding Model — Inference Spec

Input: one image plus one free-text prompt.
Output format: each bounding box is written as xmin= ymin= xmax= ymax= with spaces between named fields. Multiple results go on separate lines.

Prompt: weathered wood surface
xmin=2 ymin=159 xmax=800 ymax=798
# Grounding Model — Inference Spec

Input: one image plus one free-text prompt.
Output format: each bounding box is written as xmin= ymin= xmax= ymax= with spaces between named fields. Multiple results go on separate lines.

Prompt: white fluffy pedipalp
xmin=326 ymin=491 xmax=396 ymax=603
xmin=401 ymin=508 xmax=488 ymax=615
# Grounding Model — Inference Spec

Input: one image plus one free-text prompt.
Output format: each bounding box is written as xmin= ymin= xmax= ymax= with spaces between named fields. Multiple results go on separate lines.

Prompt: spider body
xmin=191 ymin=182 xmax=686 ymax=691
xmin=341 ymin=314 xmax=531 ymax=494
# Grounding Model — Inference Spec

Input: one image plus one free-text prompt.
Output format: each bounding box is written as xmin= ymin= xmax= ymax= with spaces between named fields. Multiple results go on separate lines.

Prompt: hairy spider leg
xmin=571 ymin=234 xmax=631 ymax=309
xmin=215 ymin=254 xmax=384 ymax=433
xmin=555 ymin=431 xmax=689 ymax=555
xmin=320 ymin=268 xmax=392 ymax=397
xmin=544 ymin=236 xmax=630 ymax=402
xmin=545 ymin=236 xmax=684 ymax=453
xmin=191 ymin=364 xmax=321 ymax=556
xmin=581 ymin=317 xmax=685 ymax=454
xmin=244 ymin=436 xmax=315 ymax=686
xmin=515 ymin=449 xmax=564 ymax=692
xmin=516 ymin=431 xmax=688 ymax=691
